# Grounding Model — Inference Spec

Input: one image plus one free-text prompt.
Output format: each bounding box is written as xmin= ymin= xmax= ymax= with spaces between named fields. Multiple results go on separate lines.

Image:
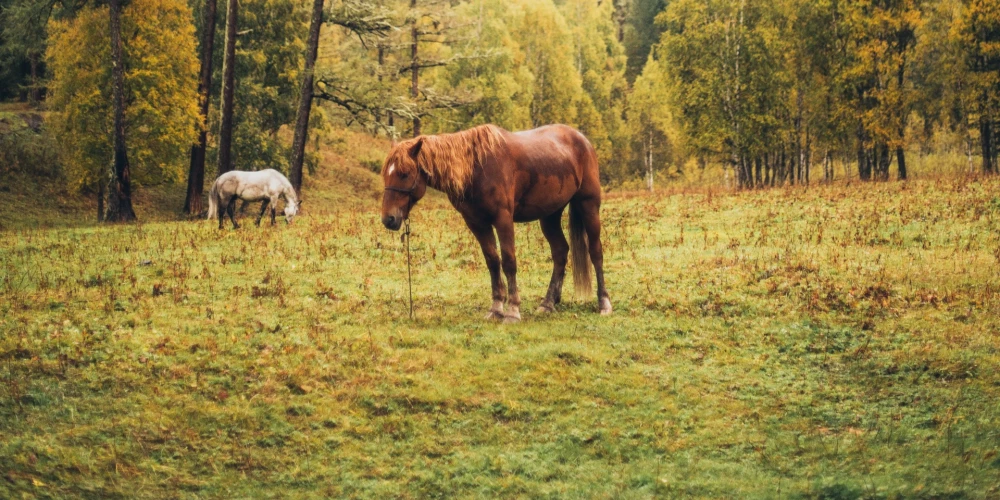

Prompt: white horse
xmin=207 ymin=169 xmax=300 ymax=229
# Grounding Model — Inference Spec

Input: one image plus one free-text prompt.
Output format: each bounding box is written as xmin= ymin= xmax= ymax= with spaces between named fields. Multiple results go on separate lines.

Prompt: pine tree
xmin=216 ymin=0 xmax=237 ymax=175
xmin=289 ymin=0 xmax=325 ymax=194
xmin=47 ymin=0 xmax=200 ymax=218
xmin=183 ymin=0 xmax=218 ymax=215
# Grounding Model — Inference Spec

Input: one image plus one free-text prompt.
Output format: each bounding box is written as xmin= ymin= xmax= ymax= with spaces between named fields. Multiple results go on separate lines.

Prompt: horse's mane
xmin=390 ymin=124 xmax=506 ymax=197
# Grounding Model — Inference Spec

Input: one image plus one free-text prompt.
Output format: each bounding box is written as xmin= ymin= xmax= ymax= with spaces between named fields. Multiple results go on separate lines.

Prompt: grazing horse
xmin=380 ymin=124 xmax=611 ymax=322
xmin=207 ymin=169 xmax=299 ymax=229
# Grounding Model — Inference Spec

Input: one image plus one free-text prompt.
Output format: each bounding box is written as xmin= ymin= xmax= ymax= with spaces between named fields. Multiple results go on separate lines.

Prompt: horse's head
xmin=284 ymin=198 xmax=299 ymax=224
xmin=381 ymin=138 xmax=428 ymax=231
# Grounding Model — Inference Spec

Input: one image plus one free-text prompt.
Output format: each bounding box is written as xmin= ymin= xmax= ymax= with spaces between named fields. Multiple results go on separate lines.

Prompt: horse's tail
xmin=206 ymin=180 xmax=219 ymax=219
xmin=569 ymin=202 xmax=593 ymax=298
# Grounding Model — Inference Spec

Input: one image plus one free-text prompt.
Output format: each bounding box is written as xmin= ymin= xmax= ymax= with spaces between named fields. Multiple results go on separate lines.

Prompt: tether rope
xmin=403 ymin=218 xmax=413 ymax=320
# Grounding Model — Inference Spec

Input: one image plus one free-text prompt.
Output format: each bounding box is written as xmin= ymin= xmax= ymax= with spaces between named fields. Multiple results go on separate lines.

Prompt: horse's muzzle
xmin=382 ymin=215 xmax=402 ymax=231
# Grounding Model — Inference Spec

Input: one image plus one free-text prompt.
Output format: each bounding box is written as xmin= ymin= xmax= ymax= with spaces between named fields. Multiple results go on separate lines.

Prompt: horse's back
xmin=509 ymin=125 xmax=597 ymax=175
xmin=502 ymin=125 xmax=600 ymax=221
xmin=215 ymin=169 xmax=290 ymax=201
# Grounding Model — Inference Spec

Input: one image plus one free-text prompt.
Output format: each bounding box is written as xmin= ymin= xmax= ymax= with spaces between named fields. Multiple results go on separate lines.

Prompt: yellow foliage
xmin=46 ymin=0 xmax=200 ymax=191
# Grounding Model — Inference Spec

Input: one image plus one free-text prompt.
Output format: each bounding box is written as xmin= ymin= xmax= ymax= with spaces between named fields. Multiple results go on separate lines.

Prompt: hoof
xmin=535 ymin=304 xmax=555 ymax=314
xmin=485 ymin=310 xmax=505 ymax=321
xmin=485 ymin=300 xmax=505 ymax=320
xmin=503 ymin=305 xmax=521 ymax=323
xmin=599 ymin=297 xmax=613 ymax=316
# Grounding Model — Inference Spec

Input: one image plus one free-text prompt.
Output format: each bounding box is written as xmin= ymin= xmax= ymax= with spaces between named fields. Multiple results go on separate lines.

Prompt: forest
xmin=1 ymin=0 xmax=999 ymax=216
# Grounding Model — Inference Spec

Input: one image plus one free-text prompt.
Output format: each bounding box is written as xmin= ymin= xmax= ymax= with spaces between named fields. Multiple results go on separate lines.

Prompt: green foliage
xmin=441 ymin=0 xmax=533 ymax=130
xmin=560 ymin=0 xmax=631 ymax=177
xmin=623 ymin=0 xmax=667 ymax=82
xmin=953 ymin=0 xmax=1000 ymax=171
xmin=0 ymin=108 xmax=59 ymax=177
xmin=207 ymin=0 xmax=308 ymax=174
xmin=6 ymin=0 xmax=1000 ymax=188
xmin=659 ymin=0 xmax=785 ymax=162
xmin=627 ymin=52 xmax=681 ymax=182
xmin=46 ymin=0 xmax=200 ymax=192
xmin=509 ymin=1 xmax=580 ymax=128
xmin=0 ymin=0 xmax=44 ymax=99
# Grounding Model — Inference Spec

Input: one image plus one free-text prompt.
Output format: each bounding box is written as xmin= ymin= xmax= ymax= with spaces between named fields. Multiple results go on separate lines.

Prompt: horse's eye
xmin=399 ymin=172 xmax=409 ymax=179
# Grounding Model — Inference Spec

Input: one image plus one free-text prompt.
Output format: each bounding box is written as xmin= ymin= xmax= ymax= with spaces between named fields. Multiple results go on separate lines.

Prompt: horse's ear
xmin=407 ymin=138 xmax=423 ymax=160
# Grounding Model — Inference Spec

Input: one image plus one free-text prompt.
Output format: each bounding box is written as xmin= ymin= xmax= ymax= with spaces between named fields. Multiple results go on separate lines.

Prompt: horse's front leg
xmin=218 ymin=197 xmax=226 ymax=230
xmin=270 ymin=197 xmax=278 ymax=225
xmin=494 ymin=213 xmax=521 ymax=323
xmin=468 ymin=224 xmax=505 ymax=320
xmin=256 ymin=199 xmax=270 ymax=226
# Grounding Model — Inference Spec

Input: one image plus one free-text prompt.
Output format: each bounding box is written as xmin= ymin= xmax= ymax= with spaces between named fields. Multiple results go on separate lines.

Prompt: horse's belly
xmin=513 ymin=205 xmax=564 ymax=222
xmin=512 ymin=175 xmax=577 ymax=222
xmin=237 ymin=186 xmax=268 ymax=201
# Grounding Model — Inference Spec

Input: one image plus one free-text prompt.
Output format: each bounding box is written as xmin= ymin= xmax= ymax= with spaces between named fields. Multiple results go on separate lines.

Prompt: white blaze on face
xmin=386 ymin=163 xmax=395 ymax=176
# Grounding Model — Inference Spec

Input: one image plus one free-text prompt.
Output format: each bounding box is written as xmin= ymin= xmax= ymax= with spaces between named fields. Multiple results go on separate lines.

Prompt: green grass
xmin=2 ymin=160 xmax=1000 ymax=498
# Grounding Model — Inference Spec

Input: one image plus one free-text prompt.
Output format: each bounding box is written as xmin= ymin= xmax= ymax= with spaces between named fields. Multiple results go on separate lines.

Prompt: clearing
xmin=2 ymin=141 xmax=1000 ymax=497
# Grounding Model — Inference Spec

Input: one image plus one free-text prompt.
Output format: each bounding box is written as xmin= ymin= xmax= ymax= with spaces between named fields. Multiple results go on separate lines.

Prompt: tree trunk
xmin=896 ymin=55 xmax=908 ymax=181
xmin=966 ymin=133 xmax=975 ymax=173
xmin=788 ymin=142 xmax=795 ymax=185
xmin=184 ymin=0 xmax=218 ymax=215
xmin=289 ymin=0 xmax=324 ymax=195
xmin=876 ymin=142 xmax=890 ymax=181
xmin=97 ymin=181 xmax=105 ymax=222
xmin=612 ymin=0 xmax=626 ymax=43
xmin=375 ymin=44 xmax=385 ymax=126
xmin=804 ymin=126 xmax=811 ymax=185
xmin=105 ymin=0 xmax=136 ymax=222
xmin=794 ymin=90 xmax=804 ymax=185
xmin=741 ymin=155 xmax=752 ymax=189
xmin=779 ymin=147 xmax=786 ymax=185
xmin=28 ymin=53 xmax=42 ymax=103
xmin=410 ymin=0 xmax=421 ymax=137
xmin=754 ymin=156 xmax=762 ymax=188
xmin=645 ymin=130 xmax=654 ymax=192
xmin=857 ymin=124 xmax=871 ymax=181
xmin=990 ymin=115 xmax=1000 ymax=173
xmin=217 ymin=0 xmax=238 ymax=175
xmin=764 ymin=153 xmax=771 ymax=186
xmin=824 ymin=150 xmax=832 ymax=183
xmin=896 ymin=145 xmax=907 ymax=180
xmin=982 ymin=114 xmax=995 ymax=175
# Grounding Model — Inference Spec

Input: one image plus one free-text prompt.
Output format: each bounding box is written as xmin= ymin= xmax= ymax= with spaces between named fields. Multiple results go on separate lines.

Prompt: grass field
xmin=2 ymin=153 xmax=1000 ymax=497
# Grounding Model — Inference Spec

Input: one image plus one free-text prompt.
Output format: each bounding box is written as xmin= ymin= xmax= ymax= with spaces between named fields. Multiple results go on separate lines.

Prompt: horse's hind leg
xmin=577 ymin=197 xmax=611 ymax=315
xmin=217 ymin=194 xmax=226 ymax=230
xmin=256 ymin=199 xmax=269 ymax=226
xmin=227 ymin=196 xmax=240 ymax=229
xmin=537 ymin=207 xmax=568 ymax=314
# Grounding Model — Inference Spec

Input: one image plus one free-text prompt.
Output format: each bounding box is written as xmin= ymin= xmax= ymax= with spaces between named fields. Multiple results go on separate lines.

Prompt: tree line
xmin=0 ymin=0 xmax=998 ymax=222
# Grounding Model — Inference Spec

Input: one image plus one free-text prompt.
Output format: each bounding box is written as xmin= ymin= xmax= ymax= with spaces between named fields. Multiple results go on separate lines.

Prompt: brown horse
xmin=380 ymin=124 xmax=611 ymax=322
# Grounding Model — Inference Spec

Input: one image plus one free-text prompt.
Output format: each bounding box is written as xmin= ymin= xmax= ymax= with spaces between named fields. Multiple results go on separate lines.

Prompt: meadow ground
xmin=2 ymin=155 xmax=1000 ymax=498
